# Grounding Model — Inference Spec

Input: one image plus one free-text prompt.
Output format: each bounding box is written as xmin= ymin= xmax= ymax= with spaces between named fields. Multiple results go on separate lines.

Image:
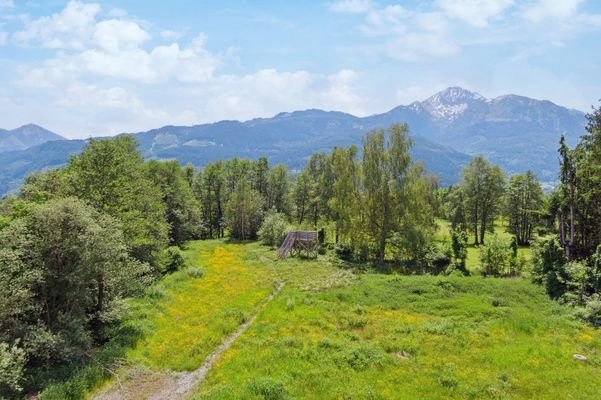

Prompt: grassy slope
xmin=193 ymin=243 xmax=601 ymax=400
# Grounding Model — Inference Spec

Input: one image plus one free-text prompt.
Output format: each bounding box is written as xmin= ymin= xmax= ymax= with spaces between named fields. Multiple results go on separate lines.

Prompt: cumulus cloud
xmin=14 ymin=0 xmax=100 ymax=49
xmin=328 ymin=0 xmax=371 ymax=13
xmin=8 ymin=1 xmax=367 ymax=136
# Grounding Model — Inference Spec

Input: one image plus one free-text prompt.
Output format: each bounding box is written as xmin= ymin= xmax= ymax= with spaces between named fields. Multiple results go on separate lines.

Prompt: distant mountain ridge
xmin=0 ymin=87 xmax=589 ymax=195
xmin=0 ymin=124 xmax=65 ymax=153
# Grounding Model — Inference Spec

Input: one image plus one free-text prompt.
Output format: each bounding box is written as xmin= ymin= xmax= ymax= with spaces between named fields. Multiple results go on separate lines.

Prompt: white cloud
xmin=328 ymin=0 xmax=371 ymax=13
xmin=92 ymin=19 xmax=150 ymax=52
xmin=160 ymin=30 xmax=184 ymax=40
xmin=9 ymin=1 xmax=366 ymax=136
xmin=436 ymin=0 xmax=513 ymax=27
xmin=357 ymin=4 xmax=459 ymax=61
xmin=361 ymin=5 xmax=409 ymax=36
xmin=522 ymin=0 xmax=584 ymax=22
xmin=0 ymin=0 xmax=14 ymax=8
xmin=0 ymin=31 xmax=7 ymax=45
xmin=14 ymin=0 xmax=100 ymax=49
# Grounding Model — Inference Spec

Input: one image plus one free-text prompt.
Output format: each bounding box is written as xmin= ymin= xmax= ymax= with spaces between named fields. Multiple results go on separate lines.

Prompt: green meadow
xmin=40 ymin=240 xmax=601 ymax=400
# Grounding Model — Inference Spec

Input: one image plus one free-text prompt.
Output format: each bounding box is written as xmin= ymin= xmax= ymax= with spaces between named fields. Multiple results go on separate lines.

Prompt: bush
xmin=158 ymin=246 xmax=186 ymax=274
xmin=0 ymin=342 xmax=26 ymax=396
xmin=258 ymin=208 xmax=288 ymax=247
xmin=480 ymin=235 xmax=510 ymax=276
xmin=531 ymin=239 xmax=568 ymax=299
xmin=581 ymin=295 xmax=601 ymax=325
xmin=247 ymin=377 xmax=288 ymax=400
xmin=185 ymin=266 xmax=205 ymax=278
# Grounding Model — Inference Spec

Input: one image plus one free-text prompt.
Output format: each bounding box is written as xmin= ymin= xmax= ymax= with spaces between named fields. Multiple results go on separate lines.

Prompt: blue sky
xmin=1 ymin=0 xmax=600 ymax=138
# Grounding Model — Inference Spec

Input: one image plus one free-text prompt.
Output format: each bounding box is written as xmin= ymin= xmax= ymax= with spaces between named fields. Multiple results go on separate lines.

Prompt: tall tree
xmin=506 ymin=171 xmax=544 ymax=245
xmin=293 ymin=170 xmax=312 ymax=224
xmin=226 ymin=179 xmax=263 ymax=240
xmin=197 ymin=162 xmax=225 ymax=238
xmin=65 ymin=136 xmax=168 ymax=264
xmin=461 ymin=156 xmax=505 ymax=245
xmin=265 ymin=163 xmax=290 ymax=214
xmin=329 ymin=146 xmax=360 ymax=244
xmin=146 ymin=160 xmax=201 ymax=245
xmin=363 ymin=124 xmax=412 ymax=263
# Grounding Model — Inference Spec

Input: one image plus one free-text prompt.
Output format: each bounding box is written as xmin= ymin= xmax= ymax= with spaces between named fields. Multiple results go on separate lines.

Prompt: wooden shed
xmin=278 ymin=231 xmax=318 ymax=259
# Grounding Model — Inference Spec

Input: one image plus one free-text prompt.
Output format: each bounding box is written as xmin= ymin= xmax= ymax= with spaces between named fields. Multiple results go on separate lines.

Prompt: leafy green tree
xmin=532 ymin=238 xmax=568 ymax=299
xmin=450 ymin=227 xmax=468 ymax=270
xmin=226 ymin=179 xmax=263 ymax=240
xmin=329 ymin=146 xmax=360 ymax=244
xmin=461 ymin=156 xmax=505 ymax=245
xmin=292 ymin=170 xmax=312 ymax=224
xmin=65 ymin=136 xmax=168 ymax=264
xmin=197 ymin=162 xmax=225 ymax=238
xmin=266 ymin=164 xmax=290 ymax=214
xmin=506 ymin=171 xmax=544 ymax=245
xmin=258 ymin=208 xmax=289 ymax=247
xmin=253 ymin=157 xmax=270 ymax=201
xmin=146 ymin=160 xmax=201 ymax=245
xmin=362 ymin=124 xmax=412 ymax=263
xmin=0 ymin=198 xmax=151 ymax=374
xmin=305 ymin=153 xmax=334 ymax=227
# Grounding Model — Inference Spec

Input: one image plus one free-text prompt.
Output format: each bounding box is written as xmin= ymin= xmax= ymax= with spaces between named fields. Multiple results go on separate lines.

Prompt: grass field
xmin=191 ymin=243 xmax=600 ymax=399
xmin=40 ymin=239 xmax=601 ymax=399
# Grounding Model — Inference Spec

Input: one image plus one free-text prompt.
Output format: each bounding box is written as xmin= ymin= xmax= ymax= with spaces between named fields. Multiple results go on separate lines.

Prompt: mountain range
xmin=0 ymin=124 xmax=65 ymax=153
xmin=0 ymin=87 xmax=588 ymax=196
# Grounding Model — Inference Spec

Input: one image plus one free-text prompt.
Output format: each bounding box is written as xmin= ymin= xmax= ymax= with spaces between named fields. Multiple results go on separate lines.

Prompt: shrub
xmin=342 ymin=345 xmax=385 ymax=371
xmin=185 ymin=266 xmax=205 ymax=278
xmin=582 ymin=295 xmax=601 ymax=325
xmin=258 ymin=208 xmax=288 ymax=247
xmin=480 ymin=235 xmax=510 ymax=276
xmin=158 ymin=246 xmax=186 ymax=274
xmin=0 ymin=342 xmax=26 ymax=396
xmin=531 ymin=239 xmax=568 ymax=299
xmin=247 ymin=377 xmax=288 ymax=400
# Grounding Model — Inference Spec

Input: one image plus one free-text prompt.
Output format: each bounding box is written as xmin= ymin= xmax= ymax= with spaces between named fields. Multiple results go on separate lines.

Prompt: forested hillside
xmin=0 ymin=87 xmax=586 ymax=196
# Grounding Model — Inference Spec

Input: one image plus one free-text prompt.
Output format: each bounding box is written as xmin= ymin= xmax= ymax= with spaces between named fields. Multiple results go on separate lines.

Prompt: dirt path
xmin=93 ymin=282 xmax=283 ymax=400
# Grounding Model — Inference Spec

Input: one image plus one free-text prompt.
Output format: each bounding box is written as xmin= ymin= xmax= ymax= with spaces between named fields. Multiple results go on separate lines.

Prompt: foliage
xmin=146 ymin=160 xmax=201 ymax=245
xmin=505 ymin=171 xmax=544 ymax=245
xmin=461 ymin=156 xmax=505 ymax=245
xmin=158 ymin=246 xmax=186 ymax=274
xmin=0 ymin=198 xmax=151 ymax=395
xmin=362 ymin=124 xmax=413 ymax=263
xmin=531 ymin=239 xmax=568 ymax=299
xmin=450 ymin=227 xmax=468 ymax=270
xmin=226 ymin=179 xmax=264 ymax=240
xmin=0 ymin=342 xmax=26 ymax=395
xmin=479 ymin=235 xmax=511 ymax=276
xmin=258 ymin=208 xmax=289 ymax=247
xmin=65 ymin=136 xmax=169 ymax=264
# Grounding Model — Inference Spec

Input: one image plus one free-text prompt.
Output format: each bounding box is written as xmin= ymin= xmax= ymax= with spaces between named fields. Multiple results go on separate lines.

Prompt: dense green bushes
xmin=0 ymin=198 xmax=151 ymax=396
